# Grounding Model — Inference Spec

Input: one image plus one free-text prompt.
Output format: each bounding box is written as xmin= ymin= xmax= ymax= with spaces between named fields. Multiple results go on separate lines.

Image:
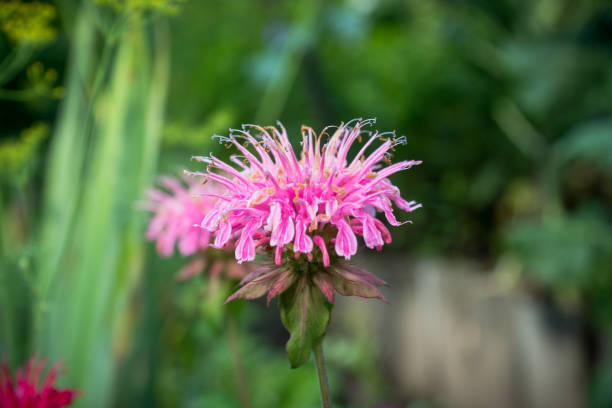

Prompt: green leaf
xmin=279 ymin=277 xmax=332 ymax=368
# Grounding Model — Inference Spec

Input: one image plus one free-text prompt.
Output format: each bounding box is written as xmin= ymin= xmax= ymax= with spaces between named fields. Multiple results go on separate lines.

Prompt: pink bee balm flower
xmin=145 ymin=175 xmax=250 ymax=283
xmin=144 ymin=175 xmax=222 ymax=257
xmin=188 ymin=119 xmax=421 ymax=306
xmin=0 ymin=358 xmax=78 ymax=408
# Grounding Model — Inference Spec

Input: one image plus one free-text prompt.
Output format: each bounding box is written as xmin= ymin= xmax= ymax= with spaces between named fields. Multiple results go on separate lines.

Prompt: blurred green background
xmin=1 ymin=0 xmax=611 ymax=407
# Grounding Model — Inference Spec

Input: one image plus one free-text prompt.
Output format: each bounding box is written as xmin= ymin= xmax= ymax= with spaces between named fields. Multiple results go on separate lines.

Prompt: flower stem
xmin=227 ymin=312 xmax=252 ymax=408
xmin=313 ymin=336 xmax=333 ymax=408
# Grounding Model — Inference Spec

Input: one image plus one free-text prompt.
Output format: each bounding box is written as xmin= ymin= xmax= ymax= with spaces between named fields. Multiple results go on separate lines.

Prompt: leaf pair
xmin=224 ymin=261 xmax=389 ymax=367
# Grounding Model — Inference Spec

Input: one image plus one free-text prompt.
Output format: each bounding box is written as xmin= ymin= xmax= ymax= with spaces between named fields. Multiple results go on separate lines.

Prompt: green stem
xmin=0 ymin=188 xmax=15 ymax=358
xmin=313 ymin=336 xmax=332 ymax=408
xmin=227 ymin=312 xmax=252 ymax=408
xmin=0 ymin=87 xmax=48 ymax=101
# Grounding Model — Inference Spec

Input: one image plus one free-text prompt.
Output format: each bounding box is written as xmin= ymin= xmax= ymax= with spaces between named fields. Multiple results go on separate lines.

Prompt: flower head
xmin=0 ymin=358 xmax=78 ymax=408
xmin=145 ymin=175 xmax=250 ymax=283
xmin=144 ymin=175 xmax=222 ymax=257
xmin=189 ymin=119 xmax=421 ymax=305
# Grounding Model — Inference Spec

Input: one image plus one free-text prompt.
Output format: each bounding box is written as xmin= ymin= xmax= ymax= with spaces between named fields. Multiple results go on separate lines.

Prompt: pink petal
xmin=334 ymin=219 xmax=358 ymax=259
xmin=178 ymin=227 xmax=199 ymax=255
xmin=235 ymin=226 xmax=256 ymax=264
xmin=198 ymin=228 xmax=211 ymax=248
xmin=313 ymin=235 xmax=330 ymax=267
xmin=293 ymin=220 xmax=313 ymax=253
xmin=214 ymin=221 xmax=232 ymax=248
xmin=362 ymin=216 xmax=384 ymax=249
xmin=393 ymin=196 xmax=423 ymax=212
xmin=146 ymin=217 xmax=165 ymax=239
xmin=156 ymin=234 xmax=175 ymax=257
xmin=266 ymin=201 xmax=281 ymax=231
xmin=270 ymin=214 xmax=294 ymax=246
xmin=381 ymin=200 xmax=410 ymax=226
xmin=373 ymin=218 xmax=392 ymax=244
xmin=325 ymin=199 xmax=338 ymax=218
xmin=201 ymin=208 xmax=221 ymax=231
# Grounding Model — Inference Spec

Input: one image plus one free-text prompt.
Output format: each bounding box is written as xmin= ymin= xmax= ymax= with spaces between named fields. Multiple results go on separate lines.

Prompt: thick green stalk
xmin=35 ymin=5 xmax=169 ymax=407
xmin=313 ymin=337 xmax=332 ymax=408
xmin=34 ymin=2 xmax=97 ymax=350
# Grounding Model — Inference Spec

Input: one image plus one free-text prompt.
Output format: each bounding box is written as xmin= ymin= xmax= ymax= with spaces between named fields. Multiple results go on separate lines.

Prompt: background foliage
xmin=1 ymin=0 xmax=611 ymax=407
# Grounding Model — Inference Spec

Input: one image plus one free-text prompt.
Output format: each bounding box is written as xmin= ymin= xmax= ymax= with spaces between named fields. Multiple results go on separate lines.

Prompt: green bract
xmin=280 ymin=276 xmax=332 ymax=368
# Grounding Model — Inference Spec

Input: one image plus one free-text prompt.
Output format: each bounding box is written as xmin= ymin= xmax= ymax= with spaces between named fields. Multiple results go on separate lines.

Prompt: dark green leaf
xmin=279 ymin=277 xmax=332 ymax=368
